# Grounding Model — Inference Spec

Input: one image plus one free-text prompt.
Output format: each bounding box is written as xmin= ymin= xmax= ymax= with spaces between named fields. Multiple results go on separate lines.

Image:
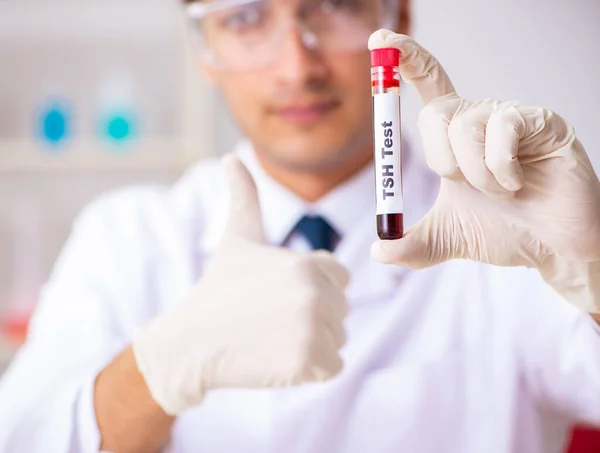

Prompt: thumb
xmin=368 ymin=30 xmax=456 ymax=106
xmin=370 ymin=207 xmax=460 ymax=269
xmin=222 ymin=154 xmax=266 ymax=243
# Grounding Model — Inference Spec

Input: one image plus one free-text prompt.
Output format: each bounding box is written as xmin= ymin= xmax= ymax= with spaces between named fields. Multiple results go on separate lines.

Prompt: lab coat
xmin=1 ymin=142 xmax=600 ymax=453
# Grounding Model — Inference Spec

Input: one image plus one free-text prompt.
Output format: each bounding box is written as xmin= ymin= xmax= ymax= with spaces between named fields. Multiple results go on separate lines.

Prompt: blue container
xmin=38 ymin=101 xmax=71 ymax=150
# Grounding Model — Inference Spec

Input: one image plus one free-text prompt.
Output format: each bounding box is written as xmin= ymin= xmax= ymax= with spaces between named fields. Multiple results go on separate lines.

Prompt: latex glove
xmin=369 ymin=30 xmax=600 ymax=313
xmin=132 ymin=156 xmax=350 ymax=415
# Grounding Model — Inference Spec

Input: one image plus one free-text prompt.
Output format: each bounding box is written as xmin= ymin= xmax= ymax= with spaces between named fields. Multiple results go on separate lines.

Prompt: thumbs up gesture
xmin=132 ymin=156 xmax=350 ymax=415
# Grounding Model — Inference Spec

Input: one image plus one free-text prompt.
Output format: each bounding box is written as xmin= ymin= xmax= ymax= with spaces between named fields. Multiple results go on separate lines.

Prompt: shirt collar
xmin=197 ymin=138 xmax=436 ymax=257
xmin=236 ymin=142 xmax=375 ymax=247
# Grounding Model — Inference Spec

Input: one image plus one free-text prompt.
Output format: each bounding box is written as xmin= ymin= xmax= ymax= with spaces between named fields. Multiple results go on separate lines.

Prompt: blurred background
xmin=0 ymin=0 xmax=217 ymax=368
xmin=0 ymin=0 xmax=599 ymax=379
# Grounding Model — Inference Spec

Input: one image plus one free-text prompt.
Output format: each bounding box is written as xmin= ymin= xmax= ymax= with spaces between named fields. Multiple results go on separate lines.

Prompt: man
xmin=1 ymin=0 xmax=600 ymax=452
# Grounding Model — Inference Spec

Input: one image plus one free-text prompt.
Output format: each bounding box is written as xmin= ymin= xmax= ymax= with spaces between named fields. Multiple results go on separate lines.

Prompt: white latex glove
xmin=369 ymin=30 xmax=600 ymax=313
xmin=132 ymin=156 xmax=350 ymax=415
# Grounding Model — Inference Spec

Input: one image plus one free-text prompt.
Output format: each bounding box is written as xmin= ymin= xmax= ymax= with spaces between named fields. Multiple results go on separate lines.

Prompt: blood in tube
xmin=371 ymin=48 xmax=403 ymax=240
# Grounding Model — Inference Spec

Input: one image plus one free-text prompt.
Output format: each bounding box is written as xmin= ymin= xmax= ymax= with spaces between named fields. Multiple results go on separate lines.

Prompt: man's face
xmin=200 ymin=0 xmax=408 ymax=172
xmin=217 ymin=47 xmax=372 ymax=172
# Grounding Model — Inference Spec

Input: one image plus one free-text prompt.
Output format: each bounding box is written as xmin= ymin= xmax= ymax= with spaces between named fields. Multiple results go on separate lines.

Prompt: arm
xmin=1 ymin=157 xmax=350 ymax=452
xmin=95 ymin=347 xmax=174 ymax=453
xmin=0 ymin=195 xmax=174 ymax=453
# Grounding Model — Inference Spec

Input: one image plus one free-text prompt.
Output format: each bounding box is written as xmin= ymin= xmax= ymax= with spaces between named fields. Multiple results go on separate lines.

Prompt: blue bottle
xmin=38 ymin=100 xmax=71 ymax=150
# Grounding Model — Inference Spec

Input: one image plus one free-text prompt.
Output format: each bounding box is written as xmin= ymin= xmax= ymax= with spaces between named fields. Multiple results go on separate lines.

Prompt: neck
xmin=255 ymin=149 xmax=373 ymax=202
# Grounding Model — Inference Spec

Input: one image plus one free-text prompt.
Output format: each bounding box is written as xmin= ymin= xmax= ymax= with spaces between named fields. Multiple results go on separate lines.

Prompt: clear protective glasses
xmin=186 ymin=0 xmax=399 ymax=71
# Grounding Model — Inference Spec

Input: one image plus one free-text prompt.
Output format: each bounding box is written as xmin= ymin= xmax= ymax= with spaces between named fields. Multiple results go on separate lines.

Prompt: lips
xmin=272 ymin=99 xmax=340 ymax=126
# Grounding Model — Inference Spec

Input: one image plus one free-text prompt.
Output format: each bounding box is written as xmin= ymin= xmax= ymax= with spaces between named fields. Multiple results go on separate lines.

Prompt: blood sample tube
xmin=371 ymin=48 xmax=403 ymax=240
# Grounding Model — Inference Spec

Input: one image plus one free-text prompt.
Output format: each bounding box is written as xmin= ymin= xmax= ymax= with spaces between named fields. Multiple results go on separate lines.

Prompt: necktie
xmin=293 ymin=215 xmax=338 ymax=252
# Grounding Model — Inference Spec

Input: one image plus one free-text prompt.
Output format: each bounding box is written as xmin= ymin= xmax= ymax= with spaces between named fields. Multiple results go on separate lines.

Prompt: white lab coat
xmin=1 ymin=142 xmax=600 ymax=453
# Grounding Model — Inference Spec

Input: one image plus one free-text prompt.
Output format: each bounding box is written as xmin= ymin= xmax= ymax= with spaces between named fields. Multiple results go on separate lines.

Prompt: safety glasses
xmin=186 ymin=0 xmax=399 ymax=71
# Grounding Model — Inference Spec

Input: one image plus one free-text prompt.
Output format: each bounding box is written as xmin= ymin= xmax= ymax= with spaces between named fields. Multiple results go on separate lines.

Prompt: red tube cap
xmin=371 ymin=48 xmax=401 ymax=68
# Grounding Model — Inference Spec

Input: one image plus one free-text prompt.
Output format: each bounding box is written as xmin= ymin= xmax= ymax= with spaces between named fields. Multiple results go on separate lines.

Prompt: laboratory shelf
xmin=0 ymin=139 xmax=191 ymax=173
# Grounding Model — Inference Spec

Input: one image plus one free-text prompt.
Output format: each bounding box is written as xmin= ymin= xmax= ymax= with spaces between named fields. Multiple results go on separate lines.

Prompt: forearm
xmin=94 ymin=346 xmax=175 ymax=453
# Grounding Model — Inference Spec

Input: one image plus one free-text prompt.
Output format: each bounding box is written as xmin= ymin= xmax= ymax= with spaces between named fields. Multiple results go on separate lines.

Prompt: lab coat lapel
xmin=335 ymin=216 xmax=408 ymax=306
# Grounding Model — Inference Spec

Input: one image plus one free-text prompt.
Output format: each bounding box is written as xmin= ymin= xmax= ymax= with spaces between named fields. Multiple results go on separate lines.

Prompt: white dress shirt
xmin=1 ymin=142 xmax=600 ymax=453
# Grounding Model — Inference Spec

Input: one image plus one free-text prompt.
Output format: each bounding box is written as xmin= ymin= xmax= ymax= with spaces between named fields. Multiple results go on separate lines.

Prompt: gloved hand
xmin=132 ymin=156 xmax=350 ymax=415
xmin=368 ymin=30 xmax=600 ymax=313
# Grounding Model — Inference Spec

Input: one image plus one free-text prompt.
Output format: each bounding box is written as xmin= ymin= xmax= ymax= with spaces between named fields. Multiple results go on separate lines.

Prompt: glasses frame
xmin=186 ymin=0 xmax=400 ymax=70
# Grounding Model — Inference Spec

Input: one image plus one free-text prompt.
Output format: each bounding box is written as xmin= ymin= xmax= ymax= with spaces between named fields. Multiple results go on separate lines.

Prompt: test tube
xmin=371 ymin=48 xmax=403 ymax=240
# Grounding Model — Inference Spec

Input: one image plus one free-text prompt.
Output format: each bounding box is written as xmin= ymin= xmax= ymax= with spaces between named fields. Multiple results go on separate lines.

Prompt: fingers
xmin=508 ymin=104 xmax=573 ymax=164
xmin=447 ymin=99 xmax=510 ymax=198
xmin=308 ymin=333 xmax=344 ymax=381
xmin=222 ymin=154 xmax=266 ymax=243
xmin=417 ymin=94 xmax=464 ymax=181
xmin=310 ymin=250 xmax=351 ymax=290
xmin=307 ymin=289 xmax=347 ymax=381
xmin=308 ymin=252 xmax=349 ymax=346
xmin=319 ymin=302 xmax=347 ymax=350
xmin=419 ymin=98 xmax=527 ymax=198
xmin=318 ymin=281 xmax=348 ymax=337
xmin=301 ymin=253 xmax=349 ymax=382
xmin=368 ymin=30 xmax=456 ymax=105
xmin=367 ymin=31 xmax=570 ymax=197
xmin=370 ymin=200 xmax=460 ymax=269
xmin=485 ymin=102 xmax=526 ymax=192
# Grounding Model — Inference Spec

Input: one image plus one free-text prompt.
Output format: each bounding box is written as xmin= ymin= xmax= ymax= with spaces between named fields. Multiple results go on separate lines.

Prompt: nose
xmin=271 ymin=23 xmax=330 ymax=88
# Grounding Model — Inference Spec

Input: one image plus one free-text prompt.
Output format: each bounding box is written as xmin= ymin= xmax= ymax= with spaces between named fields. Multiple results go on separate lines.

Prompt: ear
xmin=397 ymin=0 xmax=412 ymax=36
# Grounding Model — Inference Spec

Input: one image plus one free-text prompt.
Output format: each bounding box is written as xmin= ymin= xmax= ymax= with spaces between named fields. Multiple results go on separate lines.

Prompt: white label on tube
xmin=373 ymin=92 xmax=403 ymax=215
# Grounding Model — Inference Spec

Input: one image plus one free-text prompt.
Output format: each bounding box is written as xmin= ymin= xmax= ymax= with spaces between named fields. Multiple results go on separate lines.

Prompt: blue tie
xmin=293 ymin=215 xmax=338 ymax=252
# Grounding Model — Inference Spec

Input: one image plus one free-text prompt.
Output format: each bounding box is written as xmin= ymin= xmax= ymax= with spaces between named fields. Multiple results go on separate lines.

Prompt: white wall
xmin=402 ymin=0 xmax=600 ymax=169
